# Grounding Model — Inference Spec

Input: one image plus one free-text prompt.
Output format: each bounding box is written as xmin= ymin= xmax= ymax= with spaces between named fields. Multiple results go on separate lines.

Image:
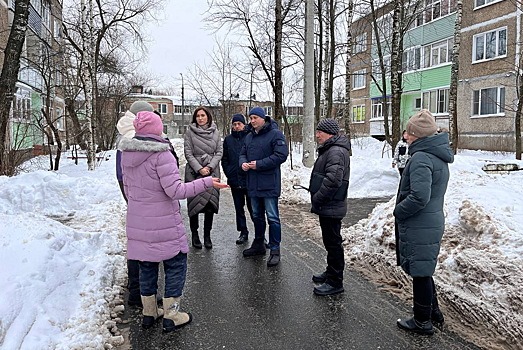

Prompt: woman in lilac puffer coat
xmin=119 ymin=111 xmax=227 ymax=333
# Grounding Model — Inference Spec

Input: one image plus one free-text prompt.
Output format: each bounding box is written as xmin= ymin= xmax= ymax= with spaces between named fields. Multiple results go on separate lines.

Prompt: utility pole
xmin=302 ymin=0 xmax=316 ymax=167
xmin=180 ymin=73 xmax=185 ymax=134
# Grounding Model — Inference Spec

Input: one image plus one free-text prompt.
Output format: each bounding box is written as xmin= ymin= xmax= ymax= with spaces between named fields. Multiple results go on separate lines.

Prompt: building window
xmin=473 ymin=87 xmax=505 ymax=116
xmin=371 ymin=98 xmax=391 ymax=119
xmin=353 ymin=33 xmax=367 ymax=53
xmin=403 ymin=47 xmax=421 ymax=72
xmin=13 ymin=87 xmax=32 ymax=121
xmin=473 ymin=28 xmax=507 ymax=62
xmin=422 ymin=88 xmax=449 ymax=114
xmin=352 ymin=69 xmax=366 ymax=89
xmin=159 ymin=103 xmax=167 ymax=114
xmin=55 ymin=108 xmax=63 ymax=130
xmin=475 ymin=0 xmax=503 ymax=8
xmin=423 ymin=38 xmax=453 ymax=68
xmin=351 ymin=105 xmax=365 ymax=123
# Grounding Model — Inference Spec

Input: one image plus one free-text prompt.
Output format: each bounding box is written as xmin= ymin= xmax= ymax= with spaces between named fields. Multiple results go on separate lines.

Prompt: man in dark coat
xmin=239 ymin=107 xmax=288 ymax=267
xmin=222 ymin=113 xmax=253 ymax=245
xmin=309 ymin=119 xmax=351 ymax=296
xmin=394 ymin=109 xmax=454 ymax=335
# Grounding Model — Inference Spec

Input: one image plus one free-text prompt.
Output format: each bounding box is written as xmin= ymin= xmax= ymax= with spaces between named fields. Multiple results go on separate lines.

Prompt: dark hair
xmin=401 ymin=129 xmax=407 ymax=142
xmin=192 ymin=106 xmax=213 ymax=126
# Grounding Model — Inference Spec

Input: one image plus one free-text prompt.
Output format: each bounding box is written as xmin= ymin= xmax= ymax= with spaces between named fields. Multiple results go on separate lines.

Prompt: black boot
xmin=397 ymin=317 xmax=434 ymax=335
xmin=204 ymin=231 xmax=213 ymax=249
xmin=397 ymin=302 xmax=434 ymax=335
xmin=431 ymin=283 xmax=445 ymax=329
xmin=267 ymin=249 xmax=280 ymax=267
xmin=243 ymin=238 xmax=267 ymax=257
xmin=236 ymin=232 xmax=248 ymax=245
xmin=192 ymin=232 xmax=202 ymax=249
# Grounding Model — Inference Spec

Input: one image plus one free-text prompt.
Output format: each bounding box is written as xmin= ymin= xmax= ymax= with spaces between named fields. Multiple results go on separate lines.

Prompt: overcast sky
xmin=142 ymin=0 xmax=216 ymax=90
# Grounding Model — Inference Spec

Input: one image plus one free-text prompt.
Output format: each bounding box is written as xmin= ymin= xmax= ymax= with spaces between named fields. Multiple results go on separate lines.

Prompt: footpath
xmin=123 ymin=191 xmax=480 ymax=350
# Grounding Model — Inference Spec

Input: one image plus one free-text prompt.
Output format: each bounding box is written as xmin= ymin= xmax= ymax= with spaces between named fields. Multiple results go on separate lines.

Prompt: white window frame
xmin=159 ymin=103 xmax=167 ymax=114
xmin=351 ymin=105 xmax=365 ymax=123
xmin=423 ymin=38 xmax=453 ymax=68
xmin=403 ymin=47 xmax=421 ymax=72
xmin=352 ymin=69 xmax=366 ymax=90
xmin=371 ymin=98 xmax=391 ymax=119
xmin=472 ymin=27 xmax=507 ymax=63
xmin=474 ymin=0 xmax=504 ymax=9
xmin=422 ymin=88 xmax=449 ymax=115
xmin=472 ymin=87 xmax=505 ymax=116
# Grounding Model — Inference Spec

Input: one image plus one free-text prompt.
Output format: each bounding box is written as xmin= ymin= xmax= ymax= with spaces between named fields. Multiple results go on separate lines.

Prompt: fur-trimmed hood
xmin=118 ymin=136 xmax=171 ymax=168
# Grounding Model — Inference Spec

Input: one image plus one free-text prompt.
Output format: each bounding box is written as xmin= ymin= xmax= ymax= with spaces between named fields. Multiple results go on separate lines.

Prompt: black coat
xmin=222 ymin=128 xmax=249 ymax=188
xmin=394 ymin=132 xmax=454 ymax=277
xmin=309 ymin=134 xmax=351 ymax=219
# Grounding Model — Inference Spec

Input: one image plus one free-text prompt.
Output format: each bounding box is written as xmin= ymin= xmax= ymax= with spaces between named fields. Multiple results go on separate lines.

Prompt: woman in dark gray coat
xmin=184 ymin=107 xmax=223 ymax=249
xmin=394 ymin=110 xmax=454 ymax=335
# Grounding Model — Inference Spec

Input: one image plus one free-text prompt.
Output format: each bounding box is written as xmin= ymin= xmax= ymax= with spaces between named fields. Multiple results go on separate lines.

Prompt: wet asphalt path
xmin=125 ymin=192 xmax=480 ymax=350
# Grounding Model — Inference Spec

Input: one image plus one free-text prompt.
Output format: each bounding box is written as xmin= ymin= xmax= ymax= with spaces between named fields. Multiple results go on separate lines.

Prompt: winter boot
xmin=141 ymin=295 xmax=164 ymax=329
xmin=192 ymin=232 xmax=202 ymax=249
xmin=397 ymin=302 xmax=434 ymax=335
xmin=236 ymin=232 xmax=248 ymax=245
xmin=267 ymin=249 xmax=280 ymax=267
xmin=203 ymin=231 xmax=213 ymax=249
xmin=162 ymin=297 xmax=193 ymax=333
xmin=243 ymin=238 xmax=267 ymax=257
xmin=127 ymin=259 xmax=142 ymax=307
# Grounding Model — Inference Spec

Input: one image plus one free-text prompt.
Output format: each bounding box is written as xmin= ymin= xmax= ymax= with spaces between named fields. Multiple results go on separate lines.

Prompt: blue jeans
xmin=251 ymin=196 xmax=281 ymax=250
xmin=231 ymin=187 xmax=253 ymax=234
xmin=139 ymin=253 xmax=187 ymax=298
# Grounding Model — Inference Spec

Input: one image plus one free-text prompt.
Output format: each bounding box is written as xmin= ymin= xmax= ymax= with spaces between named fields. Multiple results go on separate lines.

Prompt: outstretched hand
xmin=212 ymin=177 xmax=229 ymax=189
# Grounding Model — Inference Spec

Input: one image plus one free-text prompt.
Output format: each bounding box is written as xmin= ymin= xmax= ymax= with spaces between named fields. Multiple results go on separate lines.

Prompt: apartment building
xmin=1 ymin=0 xmax=64 ymax=152
xmin=350 ymin=0 xmax=522 ymax=152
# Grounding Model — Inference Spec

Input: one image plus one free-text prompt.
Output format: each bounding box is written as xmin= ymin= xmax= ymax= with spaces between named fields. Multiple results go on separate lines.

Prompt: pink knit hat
xmin=133 ymin=111 xmax=163 ymax=136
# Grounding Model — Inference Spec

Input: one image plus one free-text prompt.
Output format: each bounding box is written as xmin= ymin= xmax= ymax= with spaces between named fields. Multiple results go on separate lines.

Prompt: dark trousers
xmin=127 ymin=259 xmax=140 ymax=301
xmin=319 ymin=216 xmax=344 ymax=288
xmin=412 ymin=276 xmax=434 ymax=322
xmin=139 ymin=253 xmax=187 ymax=298
xmin=231 ymin=187 xmax=253 ymax=234
xmin=189 ymin=206 xmax=215 ymax=235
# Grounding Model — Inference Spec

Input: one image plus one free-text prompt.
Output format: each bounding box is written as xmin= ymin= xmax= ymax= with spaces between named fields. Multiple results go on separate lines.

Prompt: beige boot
xmin=141 ymin=295 xmax=164 ymax=329
xmin=162 ymin=297 xmax=192 ymax=333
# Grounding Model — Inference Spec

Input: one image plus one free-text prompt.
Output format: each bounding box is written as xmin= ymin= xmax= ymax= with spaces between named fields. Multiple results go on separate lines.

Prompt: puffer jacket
xmin=184 ymin=122 xmax=223 ymax=216
xmin=222 ymin=128 xmax=249 ymax=188
xmin=309 ymin=134 xmax=351 ymax=219
xmin=239 ymin=118 xmax=288 ymax=198
xmin=119 ymin=135 xmax=213 ymax=262
xmin=393 ymin=132 xmax=454 ymax=277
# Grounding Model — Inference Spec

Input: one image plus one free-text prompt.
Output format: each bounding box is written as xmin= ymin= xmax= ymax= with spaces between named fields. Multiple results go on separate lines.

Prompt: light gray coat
xmin=184 ymin=122 xmax=223 ymax=216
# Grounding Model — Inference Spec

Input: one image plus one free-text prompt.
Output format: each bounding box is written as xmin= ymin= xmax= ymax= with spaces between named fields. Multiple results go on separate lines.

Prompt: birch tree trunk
xmin=343 ymin=0 xmax=354 ymax=154
xmin=0 ymin=0 xmax=31 ymax=176
xmin=448 ymin=0 xmax=462 ymax=154
xmin=81 ymin=0 xmax=96 ymax=170
xmin=390 ymin=0 xmax=403 ymax=150
xmin=303 ymin=0 xmax=316 ymax=167
xmin=274 ymin=0 xmax=284 ymax=121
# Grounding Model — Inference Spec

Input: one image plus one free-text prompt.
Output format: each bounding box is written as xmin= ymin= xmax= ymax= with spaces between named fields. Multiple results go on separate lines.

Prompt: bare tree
xmin=448 ymin=0 xmax=462 ymax=155
xmin=343 ymin=0 xmax=354 ymax=147
xmin=303 ymin=0 xmax=315 ymax=167
xmin=0 ymin=0 xmax=31 ymax=176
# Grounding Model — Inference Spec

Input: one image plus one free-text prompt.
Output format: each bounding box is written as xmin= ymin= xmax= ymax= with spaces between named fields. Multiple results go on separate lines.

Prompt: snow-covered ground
xmin=0 ymin=137 xmax=521 ymax=349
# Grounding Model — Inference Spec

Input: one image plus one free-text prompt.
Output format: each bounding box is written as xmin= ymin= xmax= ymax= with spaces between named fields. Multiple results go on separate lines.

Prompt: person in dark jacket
xmin=309 ymin=119 xmax=351 ymax=296
xmin=239 ymin=107 xmax=288 ymax=267
xmin=222 ymin=113 xmax=254 ymax=245
xmin=394 ymin=109 xmax=454 ymax=335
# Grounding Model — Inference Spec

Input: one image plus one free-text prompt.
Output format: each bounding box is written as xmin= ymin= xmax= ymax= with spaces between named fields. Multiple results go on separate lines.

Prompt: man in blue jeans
xmin=239 ymin=107 xmax=288 ymax=267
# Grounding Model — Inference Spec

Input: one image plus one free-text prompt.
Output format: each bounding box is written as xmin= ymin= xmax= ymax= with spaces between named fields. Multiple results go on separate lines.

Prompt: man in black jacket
xmin=222 ymin=114 xmax=253 ymax=244
xmin=309 ymin=118 xmax=351 ymax=296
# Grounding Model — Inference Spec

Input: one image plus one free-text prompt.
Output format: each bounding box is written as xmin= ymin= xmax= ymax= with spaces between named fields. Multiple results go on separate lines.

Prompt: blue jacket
xmin=394 ymin=132 xmax=454 ymax=277
xmin=222 ymin=128 xmax=249 ymax=188
xmin=239 ymin=119 xmax=288 ymax=197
